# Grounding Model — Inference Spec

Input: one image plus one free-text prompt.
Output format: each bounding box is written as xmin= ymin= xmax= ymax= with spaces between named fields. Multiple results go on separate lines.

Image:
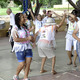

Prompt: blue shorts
xmin=15 ymin=49 xmax=33 ymax=62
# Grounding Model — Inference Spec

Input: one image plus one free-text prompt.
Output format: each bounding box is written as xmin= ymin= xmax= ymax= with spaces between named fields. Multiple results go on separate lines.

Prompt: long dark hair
xmin=15 ymin=13 xmax=22 ymax=29
xmin=15 ymin=13 xmax=27 ymax=29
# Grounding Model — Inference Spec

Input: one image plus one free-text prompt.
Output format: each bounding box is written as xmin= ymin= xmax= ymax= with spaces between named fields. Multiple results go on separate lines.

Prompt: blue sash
xmin=23 ymin=0 xmax=28 ymax=13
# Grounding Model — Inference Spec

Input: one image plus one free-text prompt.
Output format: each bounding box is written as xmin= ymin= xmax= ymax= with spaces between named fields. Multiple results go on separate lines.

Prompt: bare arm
xmin=29 ymin=26 xmax=35 ymax=32
xmin=72 ymin=25 xmax=80 ymax=41
xmin=52 ymin=11 xmax=62 ymax=19
xmin=56 ymin=13 xmax=66 ymax=29
xmin=34 ymin=31 xmax=39 ymax=41
xmin=13 ymin=31 xmax=32 ymax=42
xmin=28 ymin=9 xmax=35 ymax=20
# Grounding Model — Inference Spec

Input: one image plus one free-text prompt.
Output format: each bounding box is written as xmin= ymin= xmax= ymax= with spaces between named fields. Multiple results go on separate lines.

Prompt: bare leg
xmin=23 ymin=61 xmax=26 ymax=72
xmin=24 ymin=57 xmax=32 ymax=79
xmin=52 ymin=56 xmax=57 ymax=74
xmin=40 ymin=57 xmax=47 ymax=73
xmin=67 ymin=51 xmax=72 ymax=65
xmin=16 ymin=62 xmax=25 ymax=76
xmin=73 ymin=50 xmax=77 ymax=67
xmin=52 ymin=57 xmax=56 ymax=71
xmin=71 ymin=46 xmax=73 ymax=57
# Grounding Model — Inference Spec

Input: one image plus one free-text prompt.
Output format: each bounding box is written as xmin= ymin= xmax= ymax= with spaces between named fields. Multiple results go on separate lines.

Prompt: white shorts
xmin=65 ymin=39 xmax=77 ymax=51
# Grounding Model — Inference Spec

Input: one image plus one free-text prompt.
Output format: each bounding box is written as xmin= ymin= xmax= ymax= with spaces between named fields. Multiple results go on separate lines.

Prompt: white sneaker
xmin=13 ymin=75 xmax=19 ymax=80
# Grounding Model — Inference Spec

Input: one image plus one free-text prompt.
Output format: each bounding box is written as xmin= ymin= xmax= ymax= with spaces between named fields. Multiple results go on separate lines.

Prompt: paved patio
xmin=0 ymin=31 xmax=80 ymax=80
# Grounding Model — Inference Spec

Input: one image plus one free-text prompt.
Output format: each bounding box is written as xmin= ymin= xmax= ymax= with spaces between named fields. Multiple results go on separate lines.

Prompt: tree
xmin=67 ymin=0 xmax=80 ymax=10
xmin=14 ymin=0 xmax=42 ymax=16
xmin=1 ymin=0 xmax=62 ymax=16
xmin=67 ymin=0 xmax=80 ymax=17
xmin=14 ymin=0 xmax=62 ymax=16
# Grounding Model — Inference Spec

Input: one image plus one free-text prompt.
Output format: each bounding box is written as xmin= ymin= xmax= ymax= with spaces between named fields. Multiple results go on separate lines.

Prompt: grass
xmin=0 ymin=7 xmax=21 ymax=15
xmin=0 ymin=7 xmax=74 ymax=15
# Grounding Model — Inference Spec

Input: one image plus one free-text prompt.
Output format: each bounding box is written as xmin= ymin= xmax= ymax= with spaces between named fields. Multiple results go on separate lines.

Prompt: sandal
xmin=51 ymin=70 xmax=57 ymax=75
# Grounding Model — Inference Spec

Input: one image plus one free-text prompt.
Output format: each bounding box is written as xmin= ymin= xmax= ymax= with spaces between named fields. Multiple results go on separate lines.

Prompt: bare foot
xmin=51 ymin=70 xmax=57 ymax=75
xmin=40 ymin=70 xmax=47 ymax=73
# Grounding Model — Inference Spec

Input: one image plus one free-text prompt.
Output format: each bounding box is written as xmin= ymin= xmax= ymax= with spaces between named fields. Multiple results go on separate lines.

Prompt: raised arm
xmin=56 ymin=13 xmax=66 ymax=29
xmin=52 ymin=11 xmax=62 ymax=20
xmin=28 ymin=9 xmax=35 ymax=20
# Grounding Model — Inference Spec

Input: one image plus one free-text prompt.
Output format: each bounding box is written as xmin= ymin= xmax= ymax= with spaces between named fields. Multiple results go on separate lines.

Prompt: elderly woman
xmin=11 ymin=13 xmax=34 ymax=80
xmin=34 ymin=13 xmax=66 ymax=74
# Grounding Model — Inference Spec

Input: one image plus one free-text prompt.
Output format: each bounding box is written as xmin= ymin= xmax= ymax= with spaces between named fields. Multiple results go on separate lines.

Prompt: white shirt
xmin=10 ymin=13 xmax=15 ymax=26
xmin=11 ymin=25 xmax=32 ymax=52
xmin=33 ymin=19 xmax=43 ymax=33
xmin=39 ymin=25 xmax=55 ymax=41
xmin=26 ymin=20 xmax=31 ymax=29
xmin=38 ymin=25 xmax=55 ymax=47
xmin=65 ymin=21 xmax=77 ymax=40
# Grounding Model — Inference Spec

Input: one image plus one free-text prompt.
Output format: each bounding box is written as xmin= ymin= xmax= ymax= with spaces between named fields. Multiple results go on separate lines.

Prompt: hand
xmin=78 ymin=38 xmax=80 ymax=42
xmin=28 ymin=9 xmax=32 ymax=12
xmin=32 ymin=43 xmax=36 ymax=48
xmin=28 ymin=36 xmax=32 ymax=40
xmin=8 ymin=28 xmax=11 ymax=31
xmin=52 ymin=11 xmax=55 ymax=14
xmin=62 ymin=11 xmax=66 ymax=17
xmin=30 ymin=36 xmax=35 ymax=43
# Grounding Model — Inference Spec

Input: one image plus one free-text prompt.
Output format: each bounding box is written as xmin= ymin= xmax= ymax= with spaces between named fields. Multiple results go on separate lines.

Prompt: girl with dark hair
xmin=11 ymin=13 xmax=34 ymax=80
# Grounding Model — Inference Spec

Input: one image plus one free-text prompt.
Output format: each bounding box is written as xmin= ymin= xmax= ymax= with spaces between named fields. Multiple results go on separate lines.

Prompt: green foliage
xmin=0 ymin=1 xmax=8 ymax=8
xmin=39 ymin=0 xmax=62 ymax=7
xmin=14 ymin=0 xmax=22 ymax=5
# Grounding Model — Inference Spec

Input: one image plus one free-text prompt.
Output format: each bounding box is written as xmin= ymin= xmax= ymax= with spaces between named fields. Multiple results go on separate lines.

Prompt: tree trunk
xmin=34 ymin=0 xmax=42 ymax=16
xmin=76 ymin=0 xmax=80 ymax=9
xmin=28 ymin=0 xmax=33 ymax=13
xmin=67 ymin=0 xmax=79 ymax=10
xmin=18 ymin=0 xmax=42 ymax=16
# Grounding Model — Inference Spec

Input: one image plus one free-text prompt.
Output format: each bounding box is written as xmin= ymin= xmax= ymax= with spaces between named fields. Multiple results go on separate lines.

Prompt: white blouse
xmin=11 ymin=25 xmax=32 ymax=52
